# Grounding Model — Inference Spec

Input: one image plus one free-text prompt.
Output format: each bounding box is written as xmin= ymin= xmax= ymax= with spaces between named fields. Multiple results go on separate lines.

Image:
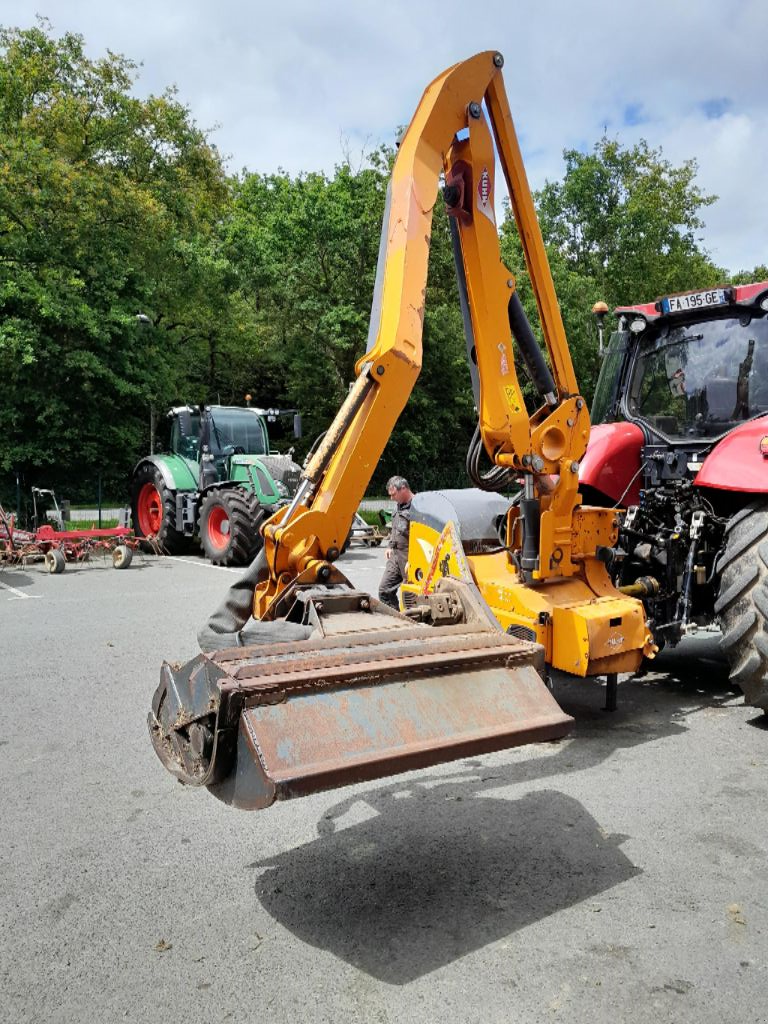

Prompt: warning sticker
xmin=422 ymin=520 xmax=472 ymax=593
xmin=504 ymin=384 xmax=522 ymax=413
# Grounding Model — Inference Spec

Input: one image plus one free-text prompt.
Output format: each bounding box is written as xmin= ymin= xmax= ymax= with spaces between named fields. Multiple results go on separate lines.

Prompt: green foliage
xmin=500 ymin=136 xmax=724 ymax=405
xmin=218 ymin=158 xmax=475 ymax=490
xmin=384 ymin=203 xmax=476 ymax=490
xmin=1 ymin=23 xmax=756 ymax=506
xmin=731 ymin=264 xmax=768 ymax=285
xmin=0 ymin=19 xmax=229 ymax=500
xmin=221 ymin=163 xmax=388 ymax=430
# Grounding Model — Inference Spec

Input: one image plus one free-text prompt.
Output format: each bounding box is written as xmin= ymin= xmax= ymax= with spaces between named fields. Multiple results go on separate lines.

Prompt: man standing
xmin=378 ymin=475 xmax=415 ymax=610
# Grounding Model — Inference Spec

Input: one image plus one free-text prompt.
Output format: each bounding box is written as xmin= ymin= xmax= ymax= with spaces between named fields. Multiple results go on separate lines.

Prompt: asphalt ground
xmin=2 ymin=546 xmax=767 ymax=1024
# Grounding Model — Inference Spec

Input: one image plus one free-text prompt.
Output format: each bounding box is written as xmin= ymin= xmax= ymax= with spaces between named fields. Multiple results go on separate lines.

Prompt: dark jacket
xmin=388 ymin=500 xmax=412 ymax=555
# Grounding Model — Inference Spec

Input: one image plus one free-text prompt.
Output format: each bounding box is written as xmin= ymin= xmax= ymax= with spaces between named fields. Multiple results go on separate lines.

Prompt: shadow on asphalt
xmin=250 ymin=629 xmax=759 ymax=981
xmin=0 ymin=568 xmax=37 ymax=588
xmin=253 ymin=787 xmax=638 ymax=984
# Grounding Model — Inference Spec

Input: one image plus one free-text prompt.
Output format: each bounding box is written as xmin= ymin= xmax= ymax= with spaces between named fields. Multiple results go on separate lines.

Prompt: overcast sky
xmin=4 ymin=0 xmax=767 ymax=275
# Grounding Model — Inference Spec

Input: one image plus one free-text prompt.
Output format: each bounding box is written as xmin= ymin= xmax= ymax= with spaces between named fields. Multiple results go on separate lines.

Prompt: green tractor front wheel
xmin=130 ymin=463 xmax=190 ymax=555
xmin=199 ymin=489 xmax=265 ymax=567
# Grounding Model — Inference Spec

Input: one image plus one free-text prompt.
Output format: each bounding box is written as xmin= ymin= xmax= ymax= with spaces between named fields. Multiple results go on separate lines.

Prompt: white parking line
xmin=173 ymin=558 xmax=242 ymax=574
xmin=0 ymin=579 xmax=42 ymax=600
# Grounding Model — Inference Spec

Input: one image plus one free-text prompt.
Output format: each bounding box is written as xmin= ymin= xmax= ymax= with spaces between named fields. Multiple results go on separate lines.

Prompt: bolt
xmin=576 ymin=398 xmax=584 ymax=410
xmin=317 ymin=565 xmax=330 ymax=581
xmin=468 ymin=102 xmax=482 ymax=120
xmin=507 ymin=278 xmax=515 ymax=288
xmin=570 ymin=461 xmax=579 ymax=473
xmin=376 ymin=365 xmax=385 ymax=376
xmin=532 ymin=455 xmax=545 ymax=472
xmin=493 ymin=53 xmax=504 ymax=67
xmin=522 ymin=454 xmax=532 ymax=467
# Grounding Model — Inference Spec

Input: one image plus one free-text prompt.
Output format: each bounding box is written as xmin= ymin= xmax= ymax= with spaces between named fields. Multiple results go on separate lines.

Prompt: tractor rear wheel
xmin=130 ymin=463 xmax=190 ymax=555
xmin=715 ymin=500 xmax=768 ymax=712
xmin=199 ymin=489 xmax=264 ymax=567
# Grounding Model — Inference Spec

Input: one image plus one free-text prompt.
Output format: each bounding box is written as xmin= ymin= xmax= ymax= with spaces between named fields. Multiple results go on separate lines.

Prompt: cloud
xmin=5 ymin=0 xmax=768 ymax=273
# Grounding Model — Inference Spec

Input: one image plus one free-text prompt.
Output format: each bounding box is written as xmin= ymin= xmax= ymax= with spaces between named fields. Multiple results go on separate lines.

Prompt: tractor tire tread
xmin=720 ymin=606 xmax=757 ymax=653
xmin=724 ymin=504 xmax=761 ymax=536
xmin=717 ymin=500 xmax=768 ymax=710
xmin=130 ymin=462 xmax=190 ymax=555
xmin=200 ymin=489 xmax=265 ymax=567
xmin=713 ymin=563 xmax=760 ymax=616
xmin=715 ymin=513 xmax=768 ymax=573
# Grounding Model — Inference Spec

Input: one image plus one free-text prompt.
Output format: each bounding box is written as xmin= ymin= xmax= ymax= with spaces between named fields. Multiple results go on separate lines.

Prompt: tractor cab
xmin=168 ymin=405 xmax=270 ymax=478
xmin=592 ymin=283 xmax=768 ymax=445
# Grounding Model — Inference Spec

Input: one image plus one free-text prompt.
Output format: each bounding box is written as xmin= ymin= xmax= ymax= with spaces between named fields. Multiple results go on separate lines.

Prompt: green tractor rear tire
xmin=130 ymin=463 xmax=190 ymax=555
xmin=199 ymin=488 xmax=264 ymax=567
xmin=715 ymin=500 xmax=768 ymax=712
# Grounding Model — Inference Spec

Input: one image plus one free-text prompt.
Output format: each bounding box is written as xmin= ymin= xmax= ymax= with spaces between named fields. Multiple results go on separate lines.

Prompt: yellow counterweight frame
xmin=403 ymin=515 xmax=654 ymax=677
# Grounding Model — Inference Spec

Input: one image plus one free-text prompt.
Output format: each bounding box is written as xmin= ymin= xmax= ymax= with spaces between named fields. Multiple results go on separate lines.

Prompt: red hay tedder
xmin=0 ymin=492 xmax=143 ymax=573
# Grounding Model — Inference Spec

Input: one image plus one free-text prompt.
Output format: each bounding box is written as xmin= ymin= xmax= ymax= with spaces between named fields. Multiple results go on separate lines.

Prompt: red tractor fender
xmin=579 ymin=422 xmax=644 ymax=505
xmin=695 ymin=417 xmax=768 ymax=494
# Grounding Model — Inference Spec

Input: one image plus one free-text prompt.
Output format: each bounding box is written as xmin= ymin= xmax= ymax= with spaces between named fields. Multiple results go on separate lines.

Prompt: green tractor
xmin=130 ymin=404 xmax=302 ymax=566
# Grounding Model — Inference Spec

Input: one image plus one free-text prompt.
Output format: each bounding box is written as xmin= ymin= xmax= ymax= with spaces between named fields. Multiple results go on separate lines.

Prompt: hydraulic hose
xmin=466 ymin=423 xmax=517 ymax=492
xmin=507 ymin=292 xmax=556 ymax=404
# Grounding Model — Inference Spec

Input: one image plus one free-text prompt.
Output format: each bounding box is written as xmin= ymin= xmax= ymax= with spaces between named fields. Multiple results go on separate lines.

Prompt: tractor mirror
xmin=293 ymin=413 xmax=303 ymax=439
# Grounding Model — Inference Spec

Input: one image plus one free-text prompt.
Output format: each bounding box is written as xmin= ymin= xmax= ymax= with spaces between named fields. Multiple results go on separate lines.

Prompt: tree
xmin=220 ymin=153 xmax=477 ymax=491
xmin=500 ymin=137 xmax=723 ymax=404
xmin=731 ymin=264 xmax=768 ymax=285
xmin=0 ymin=20 xmax=230 ymax=501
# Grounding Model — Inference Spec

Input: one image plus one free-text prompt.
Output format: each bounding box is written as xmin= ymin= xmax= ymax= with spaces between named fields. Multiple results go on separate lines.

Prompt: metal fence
xmin=359 ymin=500 xmax=396 ymax=513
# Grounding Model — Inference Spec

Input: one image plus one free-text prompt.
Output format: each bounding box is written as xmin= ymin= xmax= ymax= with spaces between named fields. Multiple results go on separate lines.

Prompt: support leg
xmin=603 ymin=672 xmax=618 ymax=712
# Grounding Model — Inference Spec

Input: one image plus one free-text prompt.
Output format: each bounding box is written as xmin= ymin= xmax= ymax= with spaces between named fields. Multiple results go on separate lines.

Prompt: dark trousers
xmin=378 ymin=551 xmax=406 ymax=609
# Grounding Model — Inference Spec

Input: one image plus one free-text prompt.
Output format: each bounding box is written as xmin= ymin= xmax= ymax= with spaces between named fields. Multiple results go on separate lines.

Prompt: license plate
xmin=661 ymin=288 xmax=727 ymax=314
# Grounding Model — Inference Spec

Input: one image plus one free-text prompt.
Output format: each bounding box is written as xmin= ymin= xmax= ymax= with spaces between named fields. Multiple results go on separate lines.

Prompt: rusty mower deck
xmin=149 ymin=580 xmax=573 ymax=810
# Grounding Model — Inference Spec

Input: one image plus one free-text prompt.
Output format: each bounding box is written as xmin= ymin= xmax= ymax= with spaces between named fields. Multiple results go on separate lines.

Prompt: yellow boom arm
xmin=149 ymin=50 xmax=652 ymax=810
xmin=255 ymin=51 xmax=589 ymax=620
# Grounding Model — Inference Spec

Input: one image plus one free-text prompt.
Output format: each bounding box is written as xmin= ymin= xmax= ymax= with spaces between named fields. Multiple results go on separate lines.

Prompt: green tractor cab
xmin=130 ymin=404 xmax=302 ymax=566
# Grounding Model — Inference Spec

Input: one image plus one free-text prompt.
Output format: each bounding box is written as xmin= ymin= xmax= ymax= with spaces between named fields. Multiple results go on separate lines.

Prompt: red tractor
xmin=582 ymin=281 xmax=768 ymax=710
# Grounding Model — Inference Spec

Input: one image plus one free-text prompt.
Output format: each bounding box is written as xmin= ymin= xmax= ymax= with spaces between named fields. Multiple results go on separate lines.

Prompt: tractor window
xmin=170 ymin=412 xmax=200 ymax=460
xmin=628 ymin=315 xmax=768 ymax=438
xmin=208 ymin=409 xmax=268 ymax=454
xmin=591 ymin=330 xmax=630 ymax=424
